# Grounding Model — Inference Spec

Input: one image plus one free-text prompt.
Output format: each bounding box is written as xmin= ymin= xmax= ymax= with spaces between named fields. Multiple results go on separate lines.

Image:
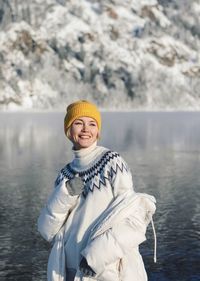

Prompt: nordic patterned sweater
xmin=38 ymin=141 xmax=135 ymax=279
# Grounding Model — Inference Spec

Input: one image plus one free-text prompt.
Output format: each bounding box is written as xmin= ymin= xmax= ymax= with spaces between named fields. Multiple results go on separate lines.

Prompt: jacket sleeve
xmin=81 ymin=196 xmax=156 ymax=275
xmin=37 ymin=172 xmax=78 ymax=242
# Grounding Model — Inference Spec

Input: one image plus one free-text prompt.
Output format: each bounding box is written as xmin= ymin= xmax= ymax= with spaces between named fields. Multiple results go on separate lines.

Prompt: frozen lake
xmin=0 ymin=111 xmax=200 ymax=281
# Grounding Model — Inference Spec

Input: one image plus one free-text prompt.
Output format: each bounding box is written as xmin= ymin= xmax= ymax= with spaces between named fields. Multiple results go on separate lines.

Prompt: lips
xmin=79 ymin=135 xmax=91 ymax=139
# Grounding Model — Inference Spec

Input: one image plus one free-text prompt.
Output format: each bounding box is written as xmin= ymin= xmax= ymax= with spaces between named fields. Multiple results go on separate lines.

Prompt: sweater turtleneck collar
xmin=71 ymin=141 xmax=107 ymax=172
xmin=72 ymin=141 xmax=97 ymax=159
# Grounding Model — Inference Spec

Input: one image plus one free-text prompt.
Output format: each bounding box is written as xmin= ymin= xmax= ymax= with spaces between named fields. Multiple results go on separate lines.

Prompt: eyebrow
xmin=75 ymin=118 xmax=96 ymax=123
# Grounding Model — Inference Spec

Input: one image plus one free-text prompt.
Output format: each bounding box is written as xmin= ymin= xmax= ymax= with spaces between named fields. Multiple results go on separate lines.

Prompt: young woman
xmin=38 ymin=100 xmax=156 ymax=281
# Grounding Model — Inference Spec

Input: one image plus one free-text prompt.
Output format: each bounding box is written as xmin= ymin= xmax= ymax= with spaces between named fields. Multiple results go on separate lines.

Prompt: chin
xmin=78 ymin=141 xmax=94 ymax=149
xmin=80 ymin=143 xmax=92 ymax=148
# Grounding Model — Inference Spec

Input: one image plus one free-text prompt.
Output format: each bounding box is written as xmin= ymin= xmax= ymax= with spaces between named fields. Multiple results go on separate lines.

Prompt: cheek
xmin=93 ymin=129 xmax=99 ymax=139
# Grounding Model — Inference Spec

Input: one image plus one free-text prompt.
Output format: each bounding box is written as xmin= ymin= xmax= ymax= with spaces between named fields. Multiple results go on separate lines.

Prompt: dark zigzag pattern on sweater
xmin=60 ymin=151 xmax=128 ymax=197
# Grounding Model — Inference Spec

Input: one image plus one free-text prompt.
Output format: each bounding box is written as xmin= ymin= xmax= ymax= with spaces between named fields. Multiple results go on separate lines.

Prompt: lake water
xmin=0 ymin=112 xmax=200 ymax=281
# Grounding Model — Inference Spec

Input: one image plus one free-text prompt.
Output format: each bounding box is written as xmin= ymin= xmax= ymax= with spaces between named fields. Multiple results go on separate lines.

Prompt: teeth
xmin=80 ymin=136 xmax=90 ymax=139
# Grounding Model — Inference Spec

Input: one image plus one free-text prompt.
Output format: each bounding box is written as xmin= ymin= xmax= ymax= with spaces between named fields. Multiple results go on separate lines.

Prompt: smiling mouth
xmin=79 ymin=135 xmax=91 ymax=139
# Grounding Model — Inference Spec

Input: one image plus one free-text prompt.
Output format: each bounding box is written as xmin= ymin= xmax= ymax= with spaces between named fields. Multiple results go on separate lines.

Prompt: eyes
xmin=73 ymin=120 xmax=97 ymax=127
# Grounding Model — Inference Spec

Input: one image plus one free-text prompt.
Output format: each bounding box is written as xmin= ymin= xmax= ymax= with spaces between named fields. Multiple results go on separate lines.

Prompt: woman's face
xmin=69 ymin=117 xmax=99 ymax=150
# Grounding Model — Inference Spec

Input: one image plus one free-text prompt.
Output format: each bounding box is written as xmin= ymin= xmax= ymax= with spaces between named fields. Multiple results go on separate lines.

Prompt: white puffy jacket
xmin=38 ymin=146 xmax=156 ymax=281
xmin=80 ymin=191 xmax=156 ymax=281
xmin=38 ymin=180 xmax=156 ymax=281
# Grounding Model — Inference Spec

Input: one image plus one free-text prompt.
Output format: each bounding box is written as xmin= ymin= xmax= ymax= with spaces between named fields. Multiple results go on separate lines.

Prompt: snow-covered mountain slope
xmin=0 ymin=0 xmax=200 ymax=110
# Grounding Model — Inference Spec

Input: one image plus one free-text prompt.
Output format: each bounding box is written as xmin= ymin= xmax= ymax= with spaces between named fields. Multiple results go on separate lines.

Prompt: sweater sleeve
xmin=109 ymin=152 xmax=134 ymax=197
xmin=37 ymin=172 xmax=78 ymax=242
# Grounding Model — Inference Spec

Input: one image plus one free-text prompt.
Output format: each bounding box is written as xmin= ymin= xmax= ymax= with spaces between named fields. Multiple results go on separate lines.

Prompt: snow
xmin=192 ymin=2 xmax=200 ymax=14
xmin=130 ymin=0 xmax=158 ymax=13
xmin=150 ymin=6 xmax=171 ymax=28
xmin=0 ymin=0 xmax=200 ymax=110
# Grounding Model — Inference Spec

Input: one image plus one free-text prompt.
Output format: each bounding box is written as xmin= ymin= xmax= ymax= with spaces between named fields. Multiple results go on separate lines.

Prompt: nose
xmin=82 ymin=123 xmax=89 ymax=131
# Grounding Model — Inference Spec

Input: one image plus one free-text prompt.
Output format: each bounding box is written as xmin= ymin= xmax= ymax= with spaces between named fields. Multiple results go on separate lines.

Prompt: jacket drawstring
xmin=151 ymin=218 xmax=157 ymax=263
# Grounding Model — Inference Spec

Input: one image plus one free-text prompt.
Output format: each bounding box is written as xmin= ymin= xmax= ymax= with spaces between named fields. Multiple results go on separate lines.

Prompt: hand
xmin=65 ymin=176 xmax=84 ymax=196
xmin=79 ymin=257 xmax=96 ymax=277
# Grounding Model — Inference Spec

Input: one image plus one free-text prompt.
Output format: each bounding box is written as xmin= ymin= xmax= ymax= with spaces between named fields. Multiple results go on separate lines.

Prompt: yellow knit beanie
xmin=64 ymin=100 xmax=101 ymax=136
